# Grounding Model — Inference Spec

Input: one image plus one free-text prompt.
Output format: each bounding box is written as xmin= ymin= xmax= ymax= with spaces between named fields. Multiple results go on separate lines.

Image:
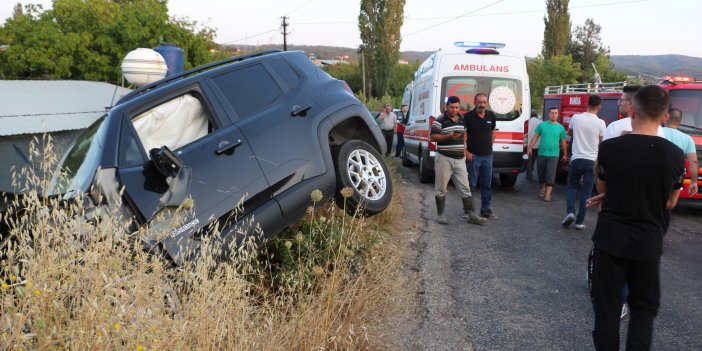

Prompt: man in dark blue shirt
xmin=464 ymin=93 xmax=497 ymax=219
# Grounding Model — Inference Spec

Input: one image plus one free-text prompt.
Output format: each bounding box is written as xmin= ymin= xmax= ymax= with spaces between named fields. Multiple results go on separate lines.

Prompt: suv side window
xmin=267 ymin=59 xmax=301 ymax=89
xmin=211 ymin=64 xmax=282 ymax=121
xmin=129 ymin=93 xmax=215 ymax=157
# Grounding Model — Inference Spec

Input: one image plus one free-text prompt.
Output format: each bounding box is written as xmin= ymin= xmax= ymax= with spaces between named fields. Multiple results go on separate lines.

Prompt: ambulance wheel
xmin=418 ymin=153 xmax=434 ymax=184
xmin=333 ymin=140 xmax=393 ymax=217
xmin=499 ymin=173 xmax=518 ymax=188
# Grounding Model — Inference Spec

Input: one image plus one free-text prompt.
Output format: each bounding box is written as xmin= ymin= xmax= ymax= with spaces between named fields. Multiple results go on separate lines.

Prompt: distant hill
xmin=226 ymin=44 xmax=702 ymax=79
xmin=610 ymin=55 xmax=702 ymax=79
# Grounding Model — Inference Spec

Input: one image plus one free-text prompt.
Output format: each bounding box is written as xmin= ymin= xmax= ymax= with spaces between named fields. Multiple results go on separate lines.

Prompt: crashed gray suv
xmin=1 ymin=50 xmax=393 ymax=263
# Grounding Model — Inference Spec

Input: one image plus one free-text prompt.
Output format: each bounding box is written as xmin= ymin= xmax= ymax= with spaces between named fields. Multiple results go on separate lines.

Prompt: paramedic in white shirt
xmin=603 ymin=85 xmax=665 ymax=140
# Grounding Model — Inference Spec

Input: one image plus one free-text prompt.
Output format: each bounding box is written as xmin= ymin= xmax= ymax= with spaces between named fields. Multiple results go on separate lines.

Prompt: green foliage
xmin=542 ymin=0 xmax=571 ymax=58
xmin=324 ymin=61 xmax=417 ymax=99
xmin=0 ymin=1 xmax=219 ymax=80
xmin=356 ymin=93 xmax=401 ymax=113
xmin=570 ymin=18 xmax=626 ymax=83
xmin=323 ymin=62 xmax=363 ymax=94
xmin=262 ymin=199 xmax=376 ymax=293
xmin=358 ymin=0 xmax=406 ymax=97
xmin=527 ymin=54 xmax=581 ymax=111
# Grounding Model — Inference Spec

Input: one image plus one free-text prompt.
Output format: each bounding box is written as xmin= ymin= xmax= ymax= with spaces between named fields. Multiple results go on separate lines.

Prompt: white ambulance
xmin=401 ymin=42 xmax=530 ymax=187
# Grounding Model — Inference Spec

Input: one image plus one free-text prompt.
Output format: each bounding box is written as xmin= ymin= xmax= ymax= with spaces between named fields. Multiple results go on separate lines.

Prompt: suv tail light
xmin=428 ymin=115 xmax=437 ymax=151
xmin=339 ymin=80 xmax=353 ymax=94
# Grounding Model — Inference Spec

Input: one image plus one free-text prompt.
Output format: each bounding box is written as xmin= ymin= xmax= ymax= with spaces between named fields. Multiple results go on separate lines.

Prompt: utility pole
xmin=281 ymin=16 xmax=289 ymax=51
xmin=358 ymin=45 xmax=366 ymax=100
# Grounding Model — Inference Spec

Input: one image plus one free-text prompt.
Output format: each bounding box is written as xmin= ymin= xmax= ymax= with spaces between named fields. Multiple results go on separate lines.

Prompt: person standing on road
xmin=561 ymin=95 xmax=605 ymax=230
xmin=603 ymin=85 xmax=665 ymax=140
xmin=527 ymin=107 xmax=566 ymax=202
xmin=431 ymin=96 xmax=486 ymax=226
xmin=464 ymin=93 xmax=498 ymax=220
xmin=395 ymin=104 xmax=408 ymax=158
xmin=527 ymin=109 xmax=542 ymax=181
xmin=664 ymin=108 xmax=699 ymax=197
xmin=377 ymin=103 xmax=397 ymax=157
xmin=587 ymin=85 xmax=685 ymax=350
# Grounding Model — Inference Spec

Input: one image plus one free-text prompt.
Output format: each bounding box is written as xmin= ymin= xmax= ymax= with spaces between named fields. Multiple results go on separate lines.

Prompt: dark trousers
xmin=592 ymin=247 xmax=660 ymax=351
xmin=527 ymin=148 xmax=538 ymax=179
xmin=395 ymin=132 xmax=405 ymax=157
xmin=381 ymin=130 xmax=394 ymax=156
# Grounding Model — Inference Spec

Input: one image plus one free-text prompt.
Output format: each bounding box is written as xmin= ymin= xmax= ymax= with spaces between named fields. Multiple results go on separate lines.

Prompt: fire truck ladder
xmin=544 ymin=81 xmax=627 ymax=94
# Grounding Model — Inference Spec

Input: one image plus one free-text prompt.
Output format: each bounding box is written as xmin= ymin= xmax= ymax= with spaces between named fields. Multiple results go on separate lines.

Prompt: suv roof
xmin=118 ymin=50 xmax=281 ymax=105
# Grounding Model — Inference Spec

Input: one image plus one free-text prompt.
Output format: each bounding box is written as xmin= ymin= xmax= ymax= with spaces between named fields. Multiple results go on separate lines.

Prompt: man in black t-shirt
xmin=430 ymin=96 xmax=486 ymax=226
xmin=463 ymin=93 xmax=498 ymax=219
xmin=586 ymin=85 xmax=685 ymax=350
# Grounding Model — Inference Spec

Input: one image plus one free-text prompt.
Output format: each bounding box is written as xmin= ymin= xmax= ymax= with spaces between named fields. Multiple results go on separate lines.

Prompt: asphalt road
xmin=390 ymin=157 xmax=702 ymax=350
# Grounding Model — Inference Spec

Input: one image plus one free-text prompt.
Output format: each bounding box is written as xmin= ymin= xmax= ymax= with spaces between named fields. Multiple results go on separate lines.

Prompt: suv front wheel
xmin=334 ymin=140 xmax=392 ymax=216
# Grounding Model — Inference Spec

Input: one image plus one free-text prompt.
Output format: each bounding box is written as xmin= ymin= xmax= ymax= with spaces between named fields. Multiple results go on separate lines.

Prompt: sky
xmin=2 ymin=0 xmax=701 ymax=58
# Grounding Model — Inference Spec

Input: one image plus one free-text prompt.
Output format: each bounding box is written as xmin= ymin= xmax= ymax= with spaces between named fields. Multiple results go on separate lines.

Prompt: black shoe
xmin=480 ymin=211 xmax=498 ymax=220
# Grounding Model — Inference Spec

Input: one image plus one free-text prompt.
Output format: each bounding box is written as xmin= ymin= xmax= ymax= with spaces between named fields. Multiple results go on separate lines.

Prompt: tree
xmin=358 ymin=0 xmax=405 ymax=97
xmin=570 ymin=18 xmax=625 ymax=83
xmin=0 ymin=0 xmax=219 ymax=81
xmin=542 ymin=0 xmax=571 ymax=59
xmin=527 ymin=54 xmax=581 ymax=112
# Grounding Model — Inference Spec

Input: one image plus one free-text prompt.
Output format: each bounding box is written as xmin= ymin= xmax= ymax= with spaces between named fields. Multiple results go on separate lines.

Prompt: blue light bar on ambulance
xmin=453 ymin=41 xmax=506 ymax=49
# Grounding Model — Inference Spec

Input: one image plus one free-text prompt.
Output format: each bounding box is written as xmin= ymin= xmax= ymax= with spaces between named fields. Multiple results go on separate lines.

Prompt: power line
xmin=220 ymin=29 xmax=279 ymax=45
xmin=285 ymin=0 xmax=315 ymax=16
xmin=403 ymin=0 xmax=504 ymax=37
xmin=219 ymin=0 xmax=647 ymax=44
xmin=288 ymin=0 xmax=646 ymax=25
xmin=404 ymin=0 xmax=647 ymax=21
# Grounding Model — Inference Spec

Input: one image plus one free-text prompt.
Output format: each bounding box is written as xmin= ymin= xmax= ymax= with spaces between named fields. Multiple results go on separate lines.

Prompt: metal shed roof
xmin=0 ymin=80 xmax=132 ymax=136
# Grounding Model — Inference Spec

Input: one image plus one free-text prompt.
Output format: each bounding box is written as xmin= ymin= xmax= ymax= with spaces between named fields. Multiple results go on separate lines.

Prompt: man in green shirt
xmin=528 ymin=107 xmax=567 ymax=202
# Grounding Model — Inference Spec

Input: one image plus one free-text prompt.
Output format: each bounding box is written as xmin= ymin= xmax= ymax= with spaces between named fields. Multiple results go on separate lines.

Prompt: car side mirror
xmin=150 ymin=146 xmax=182 ymax=178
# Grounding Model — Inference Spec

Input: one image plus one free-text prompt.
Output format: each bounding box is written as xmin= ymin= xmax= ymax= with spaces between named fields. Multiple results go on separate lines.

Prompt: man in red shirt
xmin=395 ymin=104 xmax=408 ymax=158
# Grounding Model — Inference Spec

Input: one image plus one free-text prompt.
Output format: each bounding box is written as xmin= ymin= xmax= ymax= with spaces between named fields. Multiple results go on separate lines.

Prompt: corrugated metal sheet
xmin=0 ymin=80 xmax=132 ymax=136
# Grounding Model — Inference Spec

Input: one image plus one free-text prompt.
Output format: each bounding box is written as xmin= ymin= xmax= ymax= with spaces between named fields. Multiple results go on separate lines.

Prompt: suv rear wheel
xmin=334 ymin=140 xmax=392 ymax=216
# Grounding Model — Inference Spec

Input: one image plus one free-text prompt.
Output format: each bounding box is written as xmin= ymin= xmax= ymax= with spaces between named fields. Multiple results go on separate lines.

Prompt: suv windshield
xmin=670 ymin=89 xmax=702 ymax=131
xmin=441 ymin=77 xmax=523 ymax=120
xmin=48 ymin=115 xmax=107 ymax=198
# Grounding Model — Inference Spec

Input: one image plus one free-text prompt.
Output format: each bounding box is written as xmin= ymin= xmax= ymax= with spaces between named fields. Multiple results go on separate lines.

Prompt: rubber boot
xmin=435 ymin=196 xmax=448 ymax=225
xmin=461 ymin=197 xmax=487 ymax=226
xmin=544 ymin=186 xmax=553 ymax=202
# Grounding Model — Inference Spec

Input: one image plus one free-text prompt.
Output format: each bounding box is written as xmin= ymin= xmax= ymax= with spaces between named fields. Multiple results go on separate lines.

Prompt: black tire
xmin=401 ymin=148 xmax=413 ymax=167
xmin=333 ymin=140 xmax=393 ymax=216
xmin=499 ymin=173 xmax=518 ymax=188
xmin=418 ymin=152 xmax=434 ymax=184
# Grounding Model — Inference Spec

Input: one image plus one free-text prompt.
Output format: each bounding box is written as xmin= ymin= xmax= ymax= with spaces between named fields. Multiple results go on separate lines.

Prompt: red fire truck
xmin=542 ymin=81 xmax=625 ymax=175
xmin=543 ymin=77 xmax=702 ymax=202
xmin=659 ymin=75 xmax=702 ymax=201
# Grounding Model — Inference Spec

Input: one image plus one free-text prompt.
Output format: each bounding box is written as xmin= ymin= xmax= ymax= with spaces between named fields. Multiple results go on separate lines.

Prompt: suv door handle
xmin=215 ymin=139 xmax=242 ymax=155
xmin=291 ymin=104 xmax=311 ymax=117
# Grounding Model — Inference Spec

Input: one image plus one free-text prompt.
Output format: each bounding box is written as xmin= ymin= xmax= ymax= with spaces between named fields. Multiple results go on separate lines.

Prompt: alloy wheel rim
xmin=346 ymin=149 xmax=387 ymax=201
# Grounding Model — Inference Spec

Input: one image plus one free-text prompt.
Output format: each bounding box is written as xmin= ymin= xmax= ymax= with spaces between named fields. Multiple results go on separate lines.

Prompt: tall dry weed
xmin=0 ymin=140 xmax=411 ymax=350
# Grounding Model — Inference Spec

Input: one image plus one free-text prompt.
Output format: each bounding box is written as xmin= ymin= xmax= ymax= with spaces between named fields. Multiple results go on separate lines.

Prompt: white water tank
xmin=121 ymin=48 xmax=167 ymax=86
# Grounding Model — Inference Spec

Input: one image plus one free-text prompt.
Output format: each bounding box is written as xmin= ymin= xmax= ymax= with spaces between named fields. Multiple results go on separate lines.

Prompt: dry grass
xmin=0 ymin=141 xmax=413 ymax=350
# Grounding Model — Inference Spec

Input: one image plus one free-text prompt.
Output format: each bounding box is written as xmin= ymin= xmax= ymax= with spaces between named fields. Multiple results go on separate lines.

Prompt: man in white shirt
xmin=527 ymin=109 xmax=542 ymax=181
xmin=562 ymin=95 xmax=606 ymax=229
xmin=377 ymin=103 xmax=397 ymax=156
xmin=603 ymin=86 xmax=665 ymax=140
